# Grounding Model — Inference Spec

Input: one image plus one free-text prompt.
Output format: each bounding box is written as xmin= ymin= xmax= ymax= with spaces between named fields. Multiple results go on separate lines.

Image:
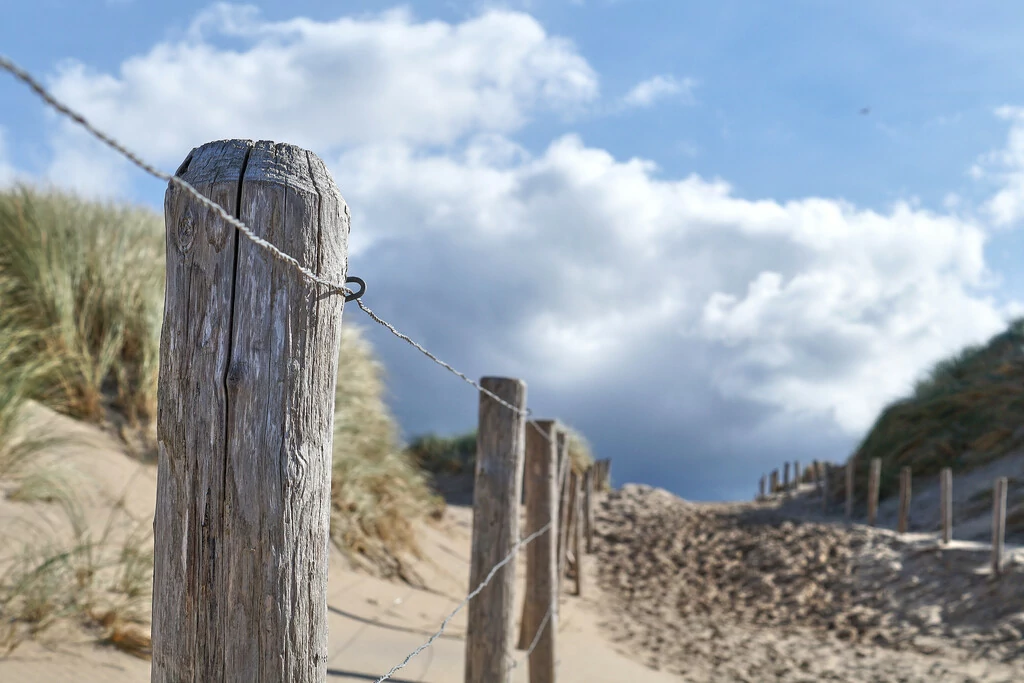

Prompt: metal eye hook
xmin=344 ymin=276 xmax=366 ymax=302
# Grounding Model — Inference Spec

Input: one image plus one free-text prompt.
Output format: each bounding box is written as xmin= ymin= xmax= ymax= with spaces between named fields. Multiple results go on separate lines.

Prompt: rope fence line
xmin=0 ymin=53 xmax=580 ymax=681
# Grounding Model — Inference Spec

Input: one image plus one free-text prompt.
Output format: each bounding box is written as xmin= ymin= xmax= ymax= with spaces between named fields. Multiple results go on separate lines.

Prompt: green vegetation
xmin=405 ymin=422 xmax=595 ymax=476
xmin=330 ymin=325 xmax=439 ymax=582
xmin=407 ymin=431 xmax=477 ymax=474
xmin=0 ymin=184 xmax=436 ymax=581
xmin=0 ymin=185 xmax=164 ymax=430
xmin=847 ymin=318 xmax=1024 ymax=502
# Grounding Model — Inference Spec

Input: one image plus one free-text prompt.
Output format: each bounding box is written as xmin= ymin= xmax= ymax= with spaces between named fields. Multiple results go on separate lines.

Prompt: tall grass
xmin=0 ymin=184 xmax=439 ymax=587
xmin=0 ymin=184 xmax=164 ymax=429
xmin=331 ymin=325 xmax=438 ymax=583
xmin=850 ymin=317 xmax=1024 ymax=501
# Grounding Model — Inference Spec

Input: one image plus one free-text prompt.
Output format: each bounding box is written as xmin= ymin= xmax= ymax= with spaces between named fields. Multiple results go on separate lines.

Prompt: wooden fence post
xmin=845 ymin=461 xmax=854 ymax=520
xmin=516 ymin=419 xmax=558 ymax=681
xmin=154 ymin=140 xmax=348 ymax=683
xmin=941 ymin=467 xmax=953 ymax=545
xmin=584 ymin=469 xmax=595 ymax=554
xmin=992 ymin=477 xmax=1008 ymax=577
xmin=758 ymin=475 xmax=766 ymax=501
xmin=794 ymin=460 xmax=801 ymax=487
xmin=572 ymin=472 xmax=583 ymax=596
xmin=811 ymin=461 xmax=819 ymax=494
xmin=465 ymin=377 xmax=528 ymax=683
xmin=867 ymin=458 xmax=881 ymax=527
xmin=821 ymin=463 xmax=830 ymax=514
xmin=783 ymin=462 xmax=790 ymax=491
xmin=898 ymin=467 xmax=911 ymax=534
xmin=555 ymin=431 xmax=571 ymax=596
xmin=770 ymin=469 xmax=779 ymax=494
xmin=565 ymin=471 xmax=579 ymax=580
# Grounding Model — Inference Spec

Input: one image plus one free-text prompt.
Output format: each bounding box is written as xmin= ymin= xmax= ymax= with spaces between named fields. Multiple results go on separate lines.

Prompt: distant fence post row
xmin=153 ymin=140 xmax=616 ymax=683
xmin=755 ymin=456 xmax=1012 ymax=578
xmin=470 ymin=378 xmax=614 ymax=683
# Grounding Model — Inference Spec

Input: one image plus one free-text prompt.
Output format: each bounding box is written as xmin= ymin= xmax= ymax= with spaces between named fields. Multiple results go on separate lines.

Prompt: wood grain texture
xmin=518 ymin=420 xmax=558 ymax=682
xmin=465 ymin=377 xmax=527 ymax=683
xmin=941 ymin=467 xmax=953 ymax=545
xmin=154 ymin=139 xmax=348 ymax=683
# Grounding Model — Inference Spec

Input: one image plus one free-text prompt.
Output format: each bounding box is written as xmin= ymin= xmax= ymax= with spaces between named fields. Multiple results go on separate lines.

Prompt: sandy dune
xmin=0 ymin=406 xmax=677 ymax=683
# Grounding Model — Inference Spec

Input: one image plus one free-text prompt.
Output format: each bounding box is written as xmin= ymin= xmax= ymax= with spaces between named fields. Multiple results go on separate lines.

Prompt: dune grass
xmin=0 ymin=184 xmax=441 ymax=635
xmin=0 ymin=184 xmax=164 ymax=431
xmin=0 ymin=476 xmax=154 ymax=658
xmin=846 ymin=318 xmax=1024 ymax=505
xmin=330 ymin=325 xmax=439 ymax=583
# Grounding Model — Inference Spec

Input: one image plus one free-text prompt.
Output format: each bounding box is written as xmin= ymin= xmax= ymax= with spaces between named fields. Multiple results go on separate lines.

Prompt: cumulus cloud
xmin=621 ymin=74 xmax=696 ymax=109
xmin=18 ymin=5 xmax=1024 ymax=498
xmin=332 ymin=133 xmax=1013 ymax=442
xmin=43 ymin=4 xmax=598 ymax=170
xmin=979 ymin=106 xmax=1024 ymax=227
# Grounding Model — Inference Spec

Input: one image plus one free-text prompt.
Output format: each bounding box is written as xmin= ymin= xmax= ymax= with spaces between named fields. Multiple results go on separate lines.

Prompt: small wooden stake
xmin=992 ymin=476 xmax=1008 ymax=577
xmin=572 ymin=473 xmax=583 ymax=596
xmin=941 ymin=467 xmax=953 ymax=545
xmin=845 ymin=460 xmax=854 ymax=520
xmin=516 ymin=419 xmax=558 ymax=682
xmin=465 ymin=377 xmax=527 ymax=683
xmin=821 ymin=463 xmax=830 ymax=514
xmin=867 ymin=458 xmax=881 ymax=527
xmin=584 ymin=469 xmax=595 ymax=554
xmin=898 ymin=467 xmax=912 ymax=534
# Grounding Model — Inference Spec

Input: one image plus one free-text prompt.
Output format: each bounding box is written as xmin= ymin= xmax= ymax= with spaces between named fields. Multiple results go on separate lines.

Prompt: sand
xmin=591 ymin=484 xmax=1024 ymax=682
xmin=4 ymin=406 xmax=1024 ymax=682
xmin=0 ymin=405 xmax=674 ymax=683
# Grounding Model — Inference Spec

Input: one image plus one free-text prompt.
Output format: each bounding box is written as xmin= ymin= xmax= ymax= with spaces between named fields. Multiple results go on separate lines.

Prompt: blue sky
xmin=4 ymin=1 xmax=1024 ymax=501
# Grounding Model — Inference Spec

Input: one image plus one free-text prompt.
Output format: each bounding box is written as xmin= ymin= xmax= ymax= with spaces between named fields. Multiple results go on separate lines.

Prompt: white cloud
xmin=621 ymin=74 xmax=696 ymax=109
xmin=979 ymin=106 xmax=1024 ymax=227
xmin=19 ymin=5 xmax=1023 ymax=454
xmin=330 ymin=133 xmax=1013 ymax=435
xmin=42 ymin=4 xmax=598 ymax=174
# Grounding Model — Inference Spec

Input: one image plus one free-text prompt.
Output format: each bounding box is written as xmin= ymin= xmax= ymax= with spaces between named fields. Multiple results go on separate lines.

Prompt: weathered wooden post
xmin=572 ymin=472 xmax=583 ymax=596
xmin=555 ymin=431 xmax=570 ymax=595
xmin=811 ymin=461 xmax=819 ymax=494
xmin=770 ymin=469 xmax=779 ymax=494
xmin=516 ymin=419 xmax=558 ymax=682
xmin=154 ymin=140 xmax=348 ymax=683
xmin=758 ymin=475 xmax=766 ymax=501
xmin=992 ymin=476 xmax=1008 ymax=577
xmin=898 ymin=467 xmax=912 ymax=534
xmin=465 ymin=377 xmax=527 ymax=683
xmin=783 ymin=462 xmax=790 ymax=491
xmin=820 ymin=463 xmax=830 ymax=514
xmin=584 ymin=468 xmax=595 ymax=554
xmin=845 ymin=461 xmax=854 ymax=520
xmin=941 ymin=467 xmax=953 ymax=544
xmin=564 ymin=471 xmax=579 ymax=580
xmin=867 ymin=458 xmax=881 ymax=526
xmin=794 ymin=460 xmax=801 ymax=487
